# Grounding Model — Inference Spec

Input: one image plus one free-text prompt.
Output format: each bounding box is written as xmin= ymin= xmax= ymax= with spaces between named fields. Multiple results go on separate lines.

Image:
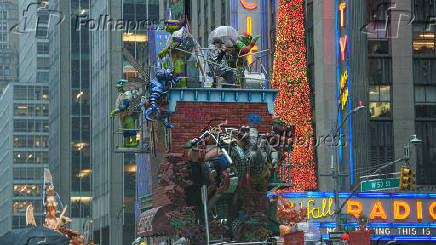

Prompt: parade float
xmin=111 ymin=3 xmax=314 ymax=242
xmin=0 ymin=170 xmax=92 ymax=245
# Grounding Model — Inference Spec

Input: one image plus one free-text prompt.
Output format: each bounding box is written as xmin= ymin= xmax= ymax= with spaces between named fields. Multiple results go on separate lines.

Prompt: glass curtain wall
xmin=70 ymin=0 xmax=91 ymax=222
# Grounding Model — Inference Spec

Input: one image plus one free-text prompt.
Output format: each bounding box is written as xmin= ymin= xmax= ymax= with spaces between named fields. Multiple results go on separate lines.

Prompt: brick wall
xmin=170 ymin=101 xmax=274 ymax=153
xmin=152 ymin=101 xmax=274 ymax=208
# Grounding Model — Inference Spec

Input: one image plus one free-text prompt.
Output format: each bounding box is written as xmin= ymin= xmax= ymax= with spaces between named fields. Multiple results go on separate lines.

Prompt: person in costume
xmin=110 ymin=80 xmax=138 ymax=148
xmin=158 ymin=20 xmax=195 ymax=88
xmin=145 ymin=68 xmax=180 ymax=128
xmin=206 ymin=37 xmax=237 ymax=87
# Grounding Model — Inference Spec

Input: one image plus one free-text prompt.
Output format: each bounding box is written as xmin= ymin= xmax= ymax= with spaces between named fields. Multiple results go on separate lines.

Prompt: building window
xmin=416 ymin=121 xmax=436 ymax=185
xmin=368 ymin=40 xmax=389 ymax=55
xmin=14 ymin=104 xmax=49 ymax=117
xmin=12 ymin=216 xmax=26 ymax=229
xmin=0 ymin=20 xmax=7 ymax=31
xmin=4 ymin=65 xmax=9 ymax=76
xmin=413 ymin=58 xmax=436 ymax=83
xmin=36 ymin=26 xmax=48 ymax=38
xmin=13 ymin=136 xmax=49 ymax=148
xmin=38 ymin=12 xmax=49 ymax=25
xmin=12 ymin=168 xmax=43 ymax=180
xmin=0 ymin=10 xmax=7 ymax=19
xmin=37 ymin=57 xmax=49 ymax=69
xmin=415 ymin=85 xmax=436 ymax=118
xmin=37 ymin=42 xmax=49 ymax=54
xmin=368 ymin=58 xmax=392 ymax=84
xmin=413 ymin=31 xmax=435 ymax=55
xmin=13 ymin=151 xmax=48 ymax=164
xmin=0 ymin=32 xmax=7 ymax=42
xmin=0 ymin=65 xmax=10 ymax=76
xmin=13 ymin=185 xmax=41 ymax=197
xmin=37 ymin=71 xmax=49 ymax=83
xmin=367 ymin=0 xmax=391 ymax=22
xmin=13 ymin=119 xmax=49 ymax=132
xmin=413 ymin=0 xmax=436 ymax=22
xmin=369 ymin=85 xmax=391 ymax=118
xmin=369 ymin=121 xmax=394 ymax=174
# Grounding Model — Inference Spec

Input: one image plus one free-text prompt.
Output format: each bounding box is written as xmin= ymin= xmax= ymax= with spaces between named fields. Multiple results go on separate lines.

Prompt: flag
xmin=44 ymin=168 xmax=53 ymax=185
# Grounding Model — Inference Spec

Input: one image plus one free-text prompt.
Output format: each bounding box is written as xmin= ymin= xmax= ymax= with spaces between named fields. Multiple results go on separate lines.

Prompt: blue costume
xmin=145 ymin=68 xmax=180 ymax=128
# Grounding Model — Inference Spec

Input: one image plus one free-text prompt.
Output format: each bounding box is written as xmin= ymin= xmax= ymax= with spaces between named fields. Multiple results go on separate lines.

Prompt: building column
xmin=390 ymin=0 xmax=416 ymax=171
xmin=313 ymin=0 xmax=338 ymax=191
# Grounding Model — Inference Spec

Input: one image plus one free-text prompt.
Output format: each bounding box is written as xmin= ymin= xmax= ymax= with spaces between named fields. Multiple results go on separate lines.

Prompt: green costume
xmin=110 ymin=80 xmax=138 ymax=148
xmin=158 ymin=20 xmax=195 ymax=88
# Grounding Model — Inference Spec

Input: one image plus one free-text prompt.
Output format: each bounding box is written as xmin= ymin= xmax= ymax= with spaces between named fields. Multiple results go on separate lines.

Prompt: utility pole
xmin=320 ymin=105 xmax=366 ymax=231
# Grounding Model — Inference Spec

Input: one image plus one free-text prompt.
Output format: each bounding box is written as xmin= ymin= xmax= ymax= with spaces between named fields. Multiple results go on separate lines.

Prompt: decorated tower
xmin=272 ymin=0 xmax=317 ymax=191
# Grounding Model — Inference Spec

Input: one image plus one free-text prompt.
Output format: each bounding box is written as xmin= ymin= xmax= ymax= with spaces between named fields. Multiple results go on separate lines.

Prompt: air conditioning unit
xmin=243 ymin=71 xmax=266 ymax=89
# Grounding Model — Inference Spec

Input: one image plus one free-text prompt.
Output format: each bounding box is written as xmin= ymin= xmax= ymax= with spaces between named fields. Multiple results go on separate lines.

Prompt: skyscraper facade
xmin=0 ymin=0 xmax=50 ymax=235
xmin=47 ymin=0 xmax=91 ymax=232
xmin=0 ymin=83 xmax=49 ymax=235
xmin=0 ymin=0 xmax=18 ymax=91
xmin=311 ymin=0 xmax=436 ymax=191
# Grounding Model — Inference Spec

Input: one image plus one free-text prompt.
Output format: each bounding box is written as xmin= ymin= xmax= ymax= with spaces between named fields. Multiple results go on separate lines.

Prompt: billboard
xmin=269 ymin=192 xmax=436 ymax=241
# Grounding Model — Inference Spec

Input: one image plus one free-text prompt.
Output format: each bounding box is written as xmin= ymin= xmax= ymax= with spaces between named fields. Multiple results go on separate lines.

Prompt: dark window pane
xmin=368 ymin=40 xmax=389 ymax=54
xmin=415 ymin=85 xmax=436 ymax=118
xmin=368 ymin=58 xmax=392 ymax=85
xmin=416 ymin=121 xmax=436 ymax=185
xmin=369 ymin=121 xmax=394 ymax=174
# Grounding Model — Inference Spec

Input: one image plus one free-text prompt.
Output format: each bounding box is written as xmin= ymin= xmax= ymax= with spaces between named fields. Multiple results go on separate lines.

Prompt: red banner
xmin=349 ymin=230 xmax=370 ymax=245
xmin=284 ymin=231 xmax=304 ymax=245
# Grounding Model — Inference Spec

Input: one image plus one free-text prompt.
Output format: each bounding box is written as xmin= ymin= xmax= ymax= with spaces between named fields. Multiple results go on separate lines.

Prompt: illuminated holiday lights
xmin=271 ymin=0 xmax=317 ymax=191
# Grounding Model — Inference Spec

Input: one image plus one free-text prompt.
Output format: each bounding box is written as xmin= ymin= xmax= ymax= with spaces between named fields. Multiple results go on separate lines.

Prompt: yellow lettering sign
xmin=289 ymin=198 xmax=335 ymax=220
xmin=341 ymin=88 xmax=349 ymax=109
xmin=340 ymin=71 xmax=348 ymax=90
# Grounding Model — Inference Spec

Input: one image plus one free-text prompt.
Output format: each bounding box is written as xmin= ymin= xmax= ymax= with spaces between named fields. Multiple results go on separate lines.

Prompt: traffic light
xmin=400 ymin=166 xmax=416 ymax=191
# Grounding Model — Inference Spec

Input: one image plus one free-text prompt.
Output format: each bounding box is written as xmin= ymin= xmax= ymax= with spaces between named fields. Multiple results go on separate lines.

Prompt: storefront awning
xmin=136 ymin=206 xmax=174 ymax=237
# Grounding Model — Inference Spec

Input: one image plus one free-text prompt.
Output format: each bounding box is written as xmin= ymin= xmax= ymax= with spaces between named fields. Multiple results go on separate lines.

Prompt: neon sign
xmin=285 ymin=197 xmax=436 ymax=221
xmin=337 ymin=0 xmax=349 ymax=109
xmin=240 ymin=0 xmax=257 ymax=9
xmin=269 ymin=192 xmax=436 ymax=240
xmin=246 ymin=16 xmax=258 ymax=65
xmin=336 ymin=0 xmax=353 ymax=184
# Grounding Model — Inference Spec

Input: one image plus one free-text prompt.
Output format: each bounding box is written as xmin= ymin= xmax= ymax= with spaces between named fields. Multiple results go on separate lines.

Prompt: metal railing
xmin=111 ymin=112 xmax=151 ymax=153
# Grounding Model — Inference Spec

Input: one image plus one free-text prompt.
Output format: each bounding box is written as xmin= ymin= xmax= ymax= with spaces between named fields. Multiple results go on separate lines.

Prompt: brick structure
xmin=170 ymin=101 xmax=274 ymax=152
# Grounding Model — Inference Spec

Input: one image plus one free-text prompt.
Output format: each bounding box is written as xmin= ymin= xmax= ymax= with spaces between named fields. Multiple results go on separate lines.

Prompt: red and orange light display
xmin=272 ymin=0 xmax=317 ymax=191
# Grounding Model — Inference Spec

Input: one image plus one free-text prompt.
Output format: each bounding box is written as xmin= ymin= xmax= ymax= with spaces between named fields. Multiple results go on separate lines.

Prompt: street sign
xmin=343 ymin=225 xmax=356 ymax=232
xmin=340 ymin=214 xmax=353 ymax=224
xmin=361 ymin=178 xmax=400 ymax=191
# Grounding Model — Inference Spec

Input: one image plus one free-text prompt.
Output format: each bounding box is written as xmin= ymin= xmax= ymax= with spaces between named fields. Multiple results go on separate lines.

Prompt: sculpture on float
xmin=206 ymin=26 xmax=261 ymax=87
xmin=158 ymin=19 xmax=196 ymax=88
xmin=145 ymin=68 xmax=180 ymax=128
xmin=110 ymin=79 xmax=138 ymax=148
xmin=23 ymin=184 xmax=91 ymax=245
xmin=206 ymin=36 xmax=236 ymax=87
xmin=181 ymin=119 xmax=295 ymax=241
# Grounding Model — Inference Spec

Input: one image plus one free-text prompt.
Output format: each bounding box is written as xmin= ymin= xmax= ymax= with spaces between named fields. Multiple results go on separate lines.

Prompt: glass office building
xmin=0 ymin=83 xmax=49 ymax=235
xmin=47 ymin=0 xmax=91 ymax=232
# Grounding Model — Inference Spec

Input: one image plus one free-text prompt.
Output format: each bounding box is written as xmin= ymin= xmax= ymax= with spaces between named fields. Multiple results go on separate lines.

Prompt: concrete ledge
xmin=169 ymin=88 xmax=279 ymax=114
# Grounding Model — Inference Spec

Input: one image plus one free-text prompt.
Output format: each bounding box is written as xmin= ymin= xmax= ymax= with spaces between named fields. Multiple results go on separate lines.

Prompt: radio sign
xmin=268 ymin=192 xmax=436 ymax=240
